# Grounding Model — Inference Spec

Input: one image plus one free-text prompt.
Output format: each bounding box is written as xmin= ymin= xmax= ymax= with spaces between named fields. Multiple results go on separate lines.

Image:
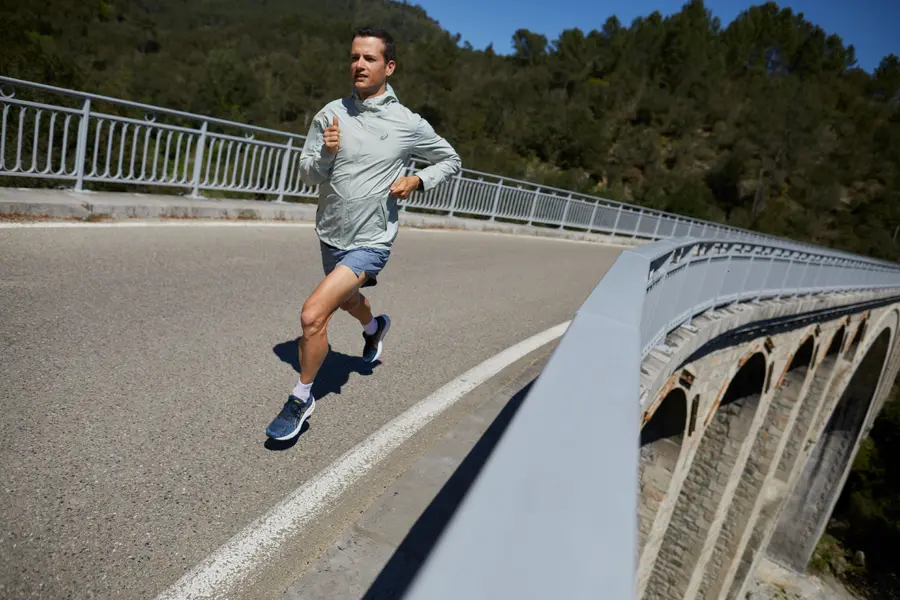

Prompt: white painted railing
xmin=2 ymin=74 xmax=871 ymax=259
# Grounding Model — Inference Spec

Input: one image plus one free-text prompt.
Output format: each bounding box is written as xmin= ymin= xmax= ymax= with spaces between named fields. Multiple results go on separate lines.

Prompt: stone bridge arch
xmin=642 ymin=352 xmax=768 ymax=599
xmin=639 ymin=386 xmax=690 ymax=554
xmin=635 ymin=295 xmax=900 ymax=600
xmin=765 ymin=312 xmax=897 ymax=575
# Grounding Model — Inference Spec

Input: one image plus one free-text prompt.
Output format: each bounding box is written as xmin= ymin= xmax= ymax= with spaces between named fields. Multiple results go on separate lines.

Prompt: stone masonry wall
xmin=643 ymin=392 xmax=760 ymax=599
xmin=765 ymin=354 xmax=847 ymax=566
xmin=726 ymin=487 xmax=783 ymax=600
xmin=638 ymin=389 xmax=688 ymax=554
xmin=767 ymin=329 xmax=890 ymax=572
xmin=773 ymin=329 xmax=892 ymax=571
xmin=634 ymin=292 xmax=899 ymax=600
xmin=775 ymin=357 xmax=837 ymax=482
xmin=701 ymin=367 xmax=807 ymax=599
xmin=639 ymin=436 xmax=683 ymax=552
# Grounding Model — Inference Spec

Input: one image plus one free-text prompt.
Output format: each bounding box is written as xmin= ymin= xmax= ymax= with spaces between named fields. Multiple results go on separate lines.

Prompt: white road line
xmin=154 ymin=321 xmax=570 ymax=600
xmin=0 ymin=221 xmax=316 ymax=229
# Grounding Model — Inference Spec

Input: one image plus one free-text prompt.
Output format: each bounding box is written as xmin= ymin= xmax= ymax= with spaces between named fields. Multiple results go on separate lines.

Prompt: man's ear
xmin=385 ymin=60 xmax=396 ymax=77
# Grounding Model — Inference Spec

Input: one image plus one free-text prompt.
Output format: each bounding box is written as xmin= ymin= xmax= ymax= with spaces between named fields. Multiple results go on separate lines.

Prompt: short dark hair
xmin=352 ymin=26 xmax=396 ymax=63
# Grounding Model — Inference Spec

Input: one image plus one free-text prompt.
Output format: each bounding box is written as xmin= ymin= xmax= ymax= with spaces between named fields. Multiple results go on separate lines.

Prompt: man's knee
xmin=301 ymin=300 xmax=328 ymax=335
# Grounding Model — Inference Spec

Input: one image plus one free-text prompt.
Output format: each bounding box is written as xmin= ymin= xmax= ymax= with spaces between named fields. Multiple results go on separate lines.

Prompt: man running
xmin=266 ymin=27 xmax=462 ymax=440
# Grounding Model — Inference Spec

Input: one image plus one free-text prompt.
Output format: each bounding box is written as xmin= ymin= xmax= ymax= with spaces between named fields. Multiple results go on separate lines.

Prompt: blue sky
xmin=409 ymin=0 xmax=898 ymax=73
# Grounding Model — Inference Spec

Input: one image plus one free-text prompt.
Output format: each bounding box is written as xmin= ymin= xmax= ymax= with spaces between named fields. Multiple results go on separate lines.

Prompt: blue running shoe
xmin=362 ymin=314 xmax=391 ymax=362
xmin=266 ymin=394 xmax=315 ymax=440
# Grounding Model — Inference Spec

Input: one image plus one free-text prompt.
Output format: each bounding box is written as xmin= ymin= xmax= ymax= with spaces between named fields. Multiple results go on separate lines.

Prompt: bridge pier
xmin=721 ymin=335 xmax=820 ymax=599
xmin=766 ymin=318 xmax=896 ymax=573
xmin=635 ymin=293 xmax=900 ymax=600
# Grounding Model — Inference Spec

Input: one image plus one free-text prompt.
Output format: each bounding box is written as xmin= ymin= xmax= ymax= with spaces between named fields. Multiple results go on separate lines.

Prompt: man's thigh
xmin=321 ymin=242 xmax=390 ymax=289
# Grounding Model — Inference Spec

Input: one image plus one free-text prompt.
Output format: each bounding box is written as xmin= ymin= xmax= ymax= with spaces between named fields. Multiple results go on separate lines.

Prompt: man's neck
xmin=357 ymin=84 xmax=387 ymax=101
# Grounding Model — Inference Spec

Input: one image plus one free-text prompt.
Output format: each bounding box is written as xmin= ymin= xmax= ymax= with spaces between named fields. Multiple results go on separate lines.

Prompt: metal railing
xmin=400 ymin=235 xmax=900 ymax=600
xmin=0 ymin=76 xmax=315 ymax=200
xmin=3 ymin=74 xmax=884 ymax=263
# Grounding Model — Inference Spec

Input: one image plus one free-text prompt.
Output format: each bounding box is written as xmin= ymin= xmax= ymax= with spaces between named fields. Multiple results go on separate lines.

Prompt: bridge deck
xmin=0 ymin=220 xmax=622 ymax=599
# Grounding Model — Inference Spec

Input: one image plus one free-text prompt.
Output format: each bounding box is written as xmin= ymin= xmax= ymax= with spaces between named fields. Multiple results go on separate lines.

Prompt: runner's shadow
xmin=265 ymin=338 xmax=380 ymax=451
xmin=263 ymin=421 xmax=310 ymax=451
xmin=272 ymin=337 xmax=380 ymax=401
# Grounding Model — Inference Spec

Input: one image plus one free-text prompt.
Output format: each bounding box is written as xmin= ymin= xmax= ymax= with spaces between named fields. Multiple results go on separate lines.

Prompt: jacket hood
xmin=352 ymin=83 xmax=399 ymax=112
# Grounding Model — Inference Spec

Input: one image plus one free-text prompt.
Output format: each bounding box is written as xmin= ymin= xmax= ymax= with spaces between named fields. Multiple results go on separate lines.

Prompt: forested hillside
xmin=3 ymin=0 xmax=900 ymax=260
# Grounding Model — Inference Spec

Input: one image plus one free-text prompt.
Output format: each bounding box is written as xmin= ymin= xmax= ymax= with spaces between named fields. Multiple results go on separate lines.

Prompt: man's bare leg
xmin=340 ymin=290 xmax=374 ymax=327
xmin=298 ymin=266 xmax=368 ymax=385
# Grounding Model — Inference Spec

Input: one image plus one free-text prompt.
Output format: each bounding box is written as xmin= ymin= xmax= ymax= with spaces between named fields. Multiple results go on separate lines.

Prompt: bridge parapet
xmin=400 ymin=236 xmax=900 ymax=600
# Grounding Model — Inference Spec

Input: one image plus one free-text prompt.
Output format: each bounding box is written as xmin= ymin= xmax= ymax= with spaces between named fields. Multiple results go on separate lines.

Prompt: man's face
xmin=350 ymin=36 xmax=395 ymax=95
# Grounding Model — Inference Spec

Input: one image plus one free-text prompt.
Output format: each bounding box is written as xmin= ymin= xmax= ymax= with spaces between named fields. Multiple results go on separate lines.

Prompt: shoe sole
xmin=367 ymin=315 xmax=391 ymax=363
xmin=270 ymin=399 xmax=316 ymax=441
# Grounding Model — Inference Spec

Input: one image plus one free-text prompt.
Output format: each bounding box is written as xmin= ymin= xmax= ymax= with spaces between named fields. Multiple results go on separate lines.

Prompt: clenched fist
xmin=390 ymin=175 xmax=421 ymax=199
xmin=324 ymin=115 xmax=340 ymax=155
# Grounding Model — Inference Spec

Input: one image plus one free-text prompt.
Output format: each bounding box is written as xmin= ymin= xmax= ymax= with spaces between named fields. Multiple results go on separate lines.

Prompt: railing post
xmin=714 ymin=251 xmax=734 ymax=307
xmin=73 ymin=98 xmax=91 ymax=192
xmin=610 ymin=205 xmax=622 ymax=236
xmin=737 ymin=248 xmax=756 ymax=303
xmin=559 ymin=193 xmax=572 ymax=229
xmin=527 ymin=187 xmax=540 ymax=225
xmin=811 ymin=259 xmax=825 ymax=293
xmin=189 ymin=121 xmax=208 ymax=198
xmin=275 ymin=137 xmax=293 ymax=203
xmin=632 ymin=209 xmax=644 ymax=239
xmin=448 ymin=172 xmax=461 ymax=217
xmin=652 ymin=213 xmax=663 ymax=239
xmin=589 ymin=202 xmax=599 ymax=233
xmin=489 ymin=178 xmax=503 ymax=221
xmin=759 ymin=253 xmax=776 ymax=301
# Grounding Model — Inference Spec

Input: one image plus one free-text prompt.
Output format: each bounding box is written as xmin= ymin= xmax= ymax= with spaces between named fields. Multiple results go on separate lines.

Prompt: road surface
xmin=0 ymin=223 xmax=623 ymax=599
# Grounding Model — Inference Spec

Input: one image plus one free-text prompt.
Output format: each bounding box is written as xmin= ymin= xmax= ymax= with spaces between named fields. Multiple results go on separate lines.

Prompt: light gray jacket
xmin=298 ymin=84 xmax=462 ymax=250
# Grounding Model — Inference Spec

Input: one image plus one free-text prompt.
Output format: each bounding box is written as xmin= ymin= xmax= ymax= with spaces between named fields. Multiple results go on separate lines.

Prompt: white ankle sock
xmin=363 ymin=317 xmax=378 ymax=335
xmin=292 ymin=380 xmax=313 ymax=400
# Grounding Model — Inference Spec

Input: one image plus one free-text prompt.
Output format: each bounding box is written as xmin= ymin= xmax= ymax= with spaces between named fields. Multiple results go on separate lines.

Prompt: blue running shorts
xmin=320 ymin=242 xmax=390 ymax=288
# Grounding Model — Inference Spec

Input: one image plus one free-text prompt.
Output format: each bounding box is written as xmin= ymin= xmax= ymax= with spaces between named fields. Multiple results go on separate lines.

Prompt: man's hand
xmin=390 ymin=175 xmax=421 ymax=199
xmin=324 ymin=116 xmax=340 ymax=155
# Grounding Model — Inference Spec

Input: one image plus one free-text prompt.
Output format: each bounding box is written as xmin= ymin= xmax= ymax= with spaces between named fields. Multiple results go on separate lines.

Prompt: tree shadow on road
xmin=265 ymin=338 xmax=381 ymax=451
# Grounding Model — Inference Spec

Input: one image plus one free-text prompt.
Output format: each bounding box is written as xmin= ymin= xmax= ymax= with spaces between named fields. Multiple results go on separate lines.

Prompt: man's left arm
xmin=391 ymin=117 xmax=462 ymax=199
xmin=409 ymin=118 xmax=462 ymax=191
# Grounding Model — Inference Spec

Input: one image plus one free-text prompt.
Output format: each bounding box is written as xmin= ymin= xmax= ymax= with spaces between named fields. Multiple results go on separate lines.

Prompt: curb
xmin=0 ymin=187 xmax=641 ymax=248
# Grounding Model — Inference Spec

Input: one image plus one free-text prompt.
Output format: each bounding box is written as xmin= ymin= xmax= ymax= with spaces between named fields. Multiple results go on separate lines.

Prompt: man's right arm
xmin=298 ymin=111 xmax=335 ymax=185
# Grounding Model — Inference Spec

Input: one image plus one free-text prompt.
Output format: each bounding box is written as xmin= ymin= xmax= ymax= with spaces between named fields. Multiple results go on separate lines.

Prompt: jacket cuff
xmin=415 ymin=168 xmax=438 ymax=191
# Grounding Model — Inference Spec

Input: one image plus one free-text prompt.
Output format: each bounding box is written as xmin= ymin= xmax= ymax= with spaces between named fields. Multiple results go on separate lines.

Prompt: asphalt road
xmin=0 ymin=224 xmax=623 ymax=599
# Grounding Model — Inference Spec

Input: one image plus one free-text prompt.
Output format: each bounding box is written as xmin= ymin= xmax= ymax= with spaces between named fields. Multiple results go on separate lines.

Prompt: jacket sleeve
xmin=298 ymin=111 xmax=335 ymax=185
xmin=410 ymin=117 xmax=462 ymax=191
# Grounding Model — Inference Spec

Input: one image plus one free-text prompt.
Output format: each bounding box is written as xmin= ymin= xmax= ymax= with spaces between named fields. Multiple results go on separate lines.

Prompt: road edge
xmin=0 ymin=187 xmax=640 ymax=248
